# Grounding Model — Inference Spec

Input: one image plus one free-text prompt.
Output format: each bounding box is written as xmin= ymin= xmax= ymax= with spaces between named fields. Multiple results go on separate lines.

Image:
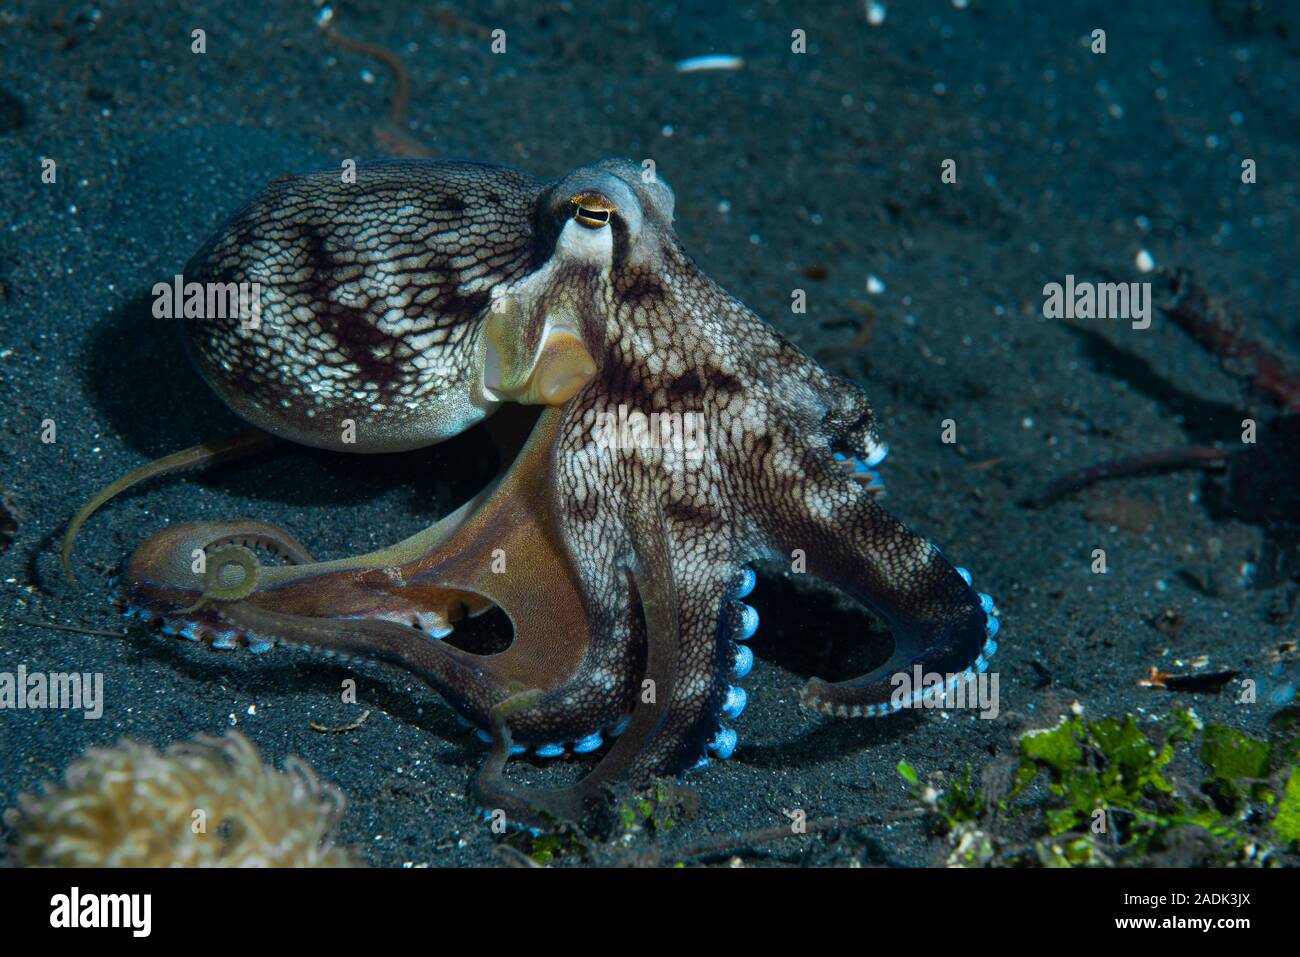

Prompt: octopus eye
xmin=570 ymin=192 xmax=615 ymax=229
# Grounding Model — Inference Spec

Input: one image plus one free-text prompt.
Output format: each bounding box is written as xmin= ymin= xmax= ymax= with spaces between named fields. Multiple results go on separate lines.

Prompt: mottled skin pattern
xmin=185 ymin=161 xmax=539 ymax=450
xmin=118 ymin=158 xmax=999 ymax=825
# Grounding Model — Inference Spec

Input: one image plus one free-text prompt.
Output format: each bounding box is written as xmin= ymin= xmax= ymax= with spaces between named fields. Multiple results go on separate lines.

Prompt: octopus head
xmin=540 ymin=158 xmax=676 ymax=267
xmin=479 ymin=159 xmax=675 ymax=410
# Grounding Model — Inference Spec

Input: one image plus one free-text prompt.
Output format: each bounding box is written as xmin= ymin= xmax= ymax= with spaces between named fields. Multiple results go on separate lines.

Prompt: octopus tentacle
xmin=186 ymin=543 xmax=262 ymax=609
xmin=61 ymin=428 xmax=276 ymax=578
xmin=823 ymin=371 xmax=889 ymax=468
xmin=467 ymin=390 xmax=763 ymax=827
xmin=215 ymin=601 xmax=530 ymax=723
xmin=471 ymin=492 xmax=691 ymax=826
xmin=774 ymin=473 xmax=997 ymax=717
xmin=125 ymin=409 xmax=609 ymax=740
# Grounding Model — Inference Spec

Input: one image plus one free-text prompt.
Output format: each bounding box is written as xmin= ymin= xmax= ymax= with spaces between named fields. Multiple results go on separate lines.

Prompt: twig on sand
xmin=309 ymin=709 xmax=373 ymax=734
xmin=1023 ymin=446 xmax=1231 ymax=509
xmin=319 ymin=18 xmax=434 ymax=157
xmin=671 ymin=812 xmax=893 ymax=863
xmin=1026 ymin=270 xmax=1299 ymax=507
xmin=1163 ymin=269 xmax=1300 ymax=413
xmin=17 ymin=617 xmax=124 ymax=639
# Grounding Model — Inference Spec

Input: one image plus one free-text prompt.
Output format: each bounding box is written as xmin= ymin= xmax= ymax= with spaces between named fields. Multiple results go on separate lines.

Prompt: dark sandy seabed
xmin=0 ymin=0 xmax=1298 ymax=868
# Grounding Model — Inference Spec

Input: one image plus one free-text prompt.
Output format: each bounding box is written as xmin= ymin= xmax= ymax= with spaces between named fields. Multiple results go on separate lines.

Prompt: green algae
xmin=899 ymin=708 xmax=1300 ymax=866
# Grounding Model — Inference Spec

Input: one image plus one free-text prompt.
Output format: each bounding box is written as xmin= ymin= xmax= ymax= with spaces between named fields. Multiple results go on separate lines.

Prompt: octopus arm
xmin=123 ymin=409 xmax=601 ymax=734
xmin=779 ymin=481 xmax=998 ymax=717
xmin=472 ymin=489 xmax=687 ymax=825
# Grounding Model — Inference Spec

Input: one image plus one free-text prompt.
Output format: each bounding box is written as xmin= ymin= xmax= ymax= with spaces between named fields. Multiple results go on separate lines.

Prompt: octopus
xmin=67 ymin=158 xmax=1000 ymax=827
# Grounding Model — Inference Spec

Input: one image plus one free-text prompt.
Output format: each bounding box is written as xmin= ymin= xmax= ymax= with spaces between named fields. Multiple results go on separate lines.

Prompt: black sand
xmin=1 ymin=0 xmax=1297 ymax=866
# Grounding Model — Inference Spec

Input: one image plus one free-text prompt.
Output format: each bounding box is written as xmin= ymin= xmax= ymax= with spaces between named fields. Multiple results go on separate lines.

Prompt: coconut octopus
xmin=68 ymin=158 xmax=1000 ymax=826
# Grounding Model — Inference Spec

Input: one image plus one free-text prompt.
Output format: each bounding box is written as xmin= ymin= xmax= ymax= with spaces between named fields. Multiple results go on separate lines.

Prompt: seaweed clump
xmin=899 ymin=708 xmax=1300 ymax=867
xmin=5 ymin=732 xmax=354 ymax=867
xmin=498 ymin=780 xmax=697 ymax=867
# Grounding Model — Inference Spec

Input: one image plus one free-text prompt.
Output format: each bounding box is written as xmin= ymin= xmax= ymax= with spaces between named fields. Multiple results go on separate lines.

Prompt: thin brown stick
xmin=1023 ymin=446 xmax=1232 ymax=509
xmin=672 ymin=812 xmax=892 ymax=862
xmin=321 ymin=26 xmax=410 ymax=129
xmin=309 ymin=709 xmax=373 ymax=734
xmin=321 ymin=22 xmax=435 ymax=157
xmin=17 ymin=618 xmax=124 ymax=639
xmin=1163 ymin=270 xmax=1300 ymax=413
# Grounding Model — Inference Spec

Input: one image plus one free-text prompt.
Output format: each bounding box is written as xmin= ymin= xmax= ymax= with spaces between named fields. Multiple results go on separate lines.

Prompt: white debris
xmin=675 ymin=54 xmax=744 ymax=74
